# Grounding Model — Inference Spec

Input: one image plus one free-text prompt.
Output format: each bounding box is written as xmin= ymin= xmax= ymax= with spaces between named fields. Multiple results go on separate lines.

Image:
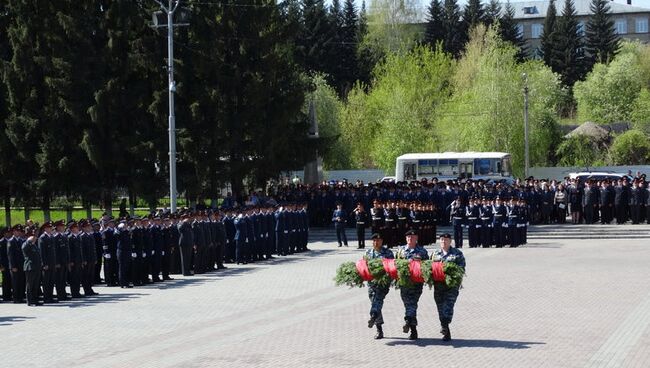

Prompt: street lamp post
xmin=152 ymin=0 xmax=189 ymax=213
xmin=523 ymin=73 xmax=530 ymax=179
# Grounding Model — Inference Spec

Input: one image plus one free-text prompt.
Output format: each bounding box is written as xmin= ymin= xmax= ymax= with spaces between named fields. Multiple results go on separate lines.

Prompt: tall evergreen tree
xmin=499 ymin=1 xmax=526 ymax=59
xmin=424 ymin=0 xmax=445 ymax=48
xmin=441 ymin=0 xmax=464 ymax=57
xmin=485 ymin=0 xmax=502 ymax=26
xmin=463 ymin=0 xmax=485 ymax=33
xmin=211 ymin=0 xmax=320 ymax=195
xmin=338 ymin=0 xmax=359 ymax=95
xmin=555 ymin=0 xmax=587 ymax=87
xmin=3 ymin=0 xmax=72 ymax=218
xmin=0 ymin=2 xmax=16 ymax=223
xmin=299 ymin=0 xmax=333 ymax=75
xmin=585 ymin=0 xmax=620 ymax=66
xmin=541 ymin=0 xmax=560 ymax=69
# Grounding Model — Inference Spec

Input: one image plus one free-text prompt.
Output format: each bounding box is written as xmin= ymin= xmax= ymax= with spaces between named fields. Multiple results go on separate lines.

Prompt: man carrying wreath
xmin=396 ymin=229 xmax=429 ymax=340
xmin=365 ymin=233 xmax=394 ymax=340
xmin=432 ymin=233 xmax=466 ymax=341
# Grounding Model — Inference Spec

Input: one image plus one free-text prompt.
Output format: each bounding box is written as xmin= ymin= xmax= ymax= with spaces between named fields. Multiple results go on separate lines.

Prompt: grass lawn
xmin=0 ymin=209 xmax=153 ymax=227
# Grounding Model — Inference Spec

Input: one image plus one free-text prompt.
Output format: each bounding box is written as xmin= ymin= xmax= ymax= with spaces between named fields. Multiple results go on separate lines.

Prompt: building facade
xmin=511 ymin=0 xmax=650 ymax=57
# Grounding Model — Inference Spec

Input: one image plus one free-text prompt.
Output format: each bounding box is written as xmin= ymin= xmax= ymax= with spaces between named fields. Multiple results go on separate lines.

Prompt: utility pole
xmin=152 ymin=1 xmax=189 ymax=213
xmin=523 ymin=73 xmax=530 ymax=178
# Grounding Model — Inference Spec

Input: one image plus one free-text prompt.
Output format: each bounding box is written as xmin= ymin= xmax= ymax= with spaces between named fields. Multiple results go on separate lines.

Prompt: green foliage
xmin=499 ymin=2 xmax=526 ymax=60
xmin=609 ymin=130 xmax=650 ymax=165
xmin=306 ymin=74 xmax=351 ymax=169
xmin=334 ymin=259 xmax=465 ymax=289
xmin=574 ymin=50 xmax=643 ymax=123
xmin=631 ymin=89 xmax=650 ymax=135
xmin=438 ymin=26 xmax=563 ymax=176
xmin=334 ymin=261 xmax=365 ymax=288
xmin=366 ymin=258 xmax=392 ymax=288
xmin=340 ymin=45 xmax=454 ymax=172
xmin=555 ymin=134 xmax=604 ymax=167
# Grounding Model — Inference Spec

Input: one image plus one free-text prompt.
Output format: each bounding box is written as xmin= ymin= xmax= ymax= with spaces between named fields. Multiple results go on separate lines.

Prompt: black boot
xmin=441 ymin=322 xmax=451 ymax=341
xmin=409 ymin=325 xmax=418 ymax=340
xmin=374 ymin=324 xmax=384 ymax=340
xmin=368 ymin=312 xmax=377 ymax=328
xmin=402 ymin=317 xmax=411 ymax=333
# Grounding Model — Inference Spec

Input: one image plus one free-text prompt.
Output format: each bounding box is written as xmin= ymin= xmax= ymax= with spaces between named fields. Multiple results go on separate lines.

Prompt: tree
xmin=585 ymin=0 xmax=619 ymax=67
xmin=610 ymin=130 xmax=650 ymax=165
xmin=338 ymin=0 xmax=359 ymax=96
xmin=306 ymin=74 xmax=350 ymax=169
xmin=631 ymin=88 xmax=650 ymax=135
xmin=541 ymin=0 xmax=560 ymax=71
xmin=438 ymin=25 xmax=563 ymax=175
xmin=340 ymin=46 xmax=455 ymax=171
xmin=499 ymin=1 xmax=526 ymax=60
xmin=555 ymin=134 xmax=602 ymax=166
xmin=442 ymin=0 xmax=464 ymax=57
xmin=299 ymin=0 xmax=333 ymax=75
xmin=463 ymin=0 xmax=485 ymax=34
xmin=554 ymin=0 xmax=587 ymax=87
xmin=209 ymin=0 xmax=319 ymax=194
xmin=424 ymin=0 xmax=445 ymax=48
xmin=574 ymin=51 xmax=643 ymax=123
xmin=0 ymin=1 xmax=16 ymax=224
xmin=485 ymin=0 xmax=502 ymax=27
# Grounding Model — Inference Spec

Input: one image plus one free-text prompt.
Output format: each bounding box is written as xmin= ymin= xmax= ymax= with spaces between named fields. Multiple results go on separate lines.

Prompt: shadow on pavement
xmin=385 ymin=337 xmax=545 ymax=349
xmin=0 ymin=316 xmax=35 ymax=326
xmin=37 ymin=292 xmax=147 ymax=309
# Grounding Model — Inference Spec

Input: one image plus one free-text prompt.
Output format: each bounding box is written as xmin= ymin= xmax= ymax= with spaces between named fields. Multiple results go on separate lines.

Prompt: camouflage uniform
xmin=396 ymin=245 xmax=429 ymax=326
xmin=365 ymin=247 xmax=394 ymax=326
xmin=431 ymin=247 xmax=466 ymax=326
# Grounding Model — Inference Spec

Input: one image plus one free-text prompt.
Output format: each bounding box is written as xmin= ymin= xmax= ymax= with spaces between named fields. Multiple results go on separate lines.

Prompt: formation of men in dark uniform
xmin=0 ymin=203 xmax=309 ymax=305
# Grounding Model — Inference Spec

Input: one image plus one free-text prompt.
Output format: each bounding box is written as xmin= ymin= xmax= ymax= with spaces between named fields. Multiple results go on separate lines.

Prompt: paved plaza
xmin=3 ymin=225 xmax=650 ymax=368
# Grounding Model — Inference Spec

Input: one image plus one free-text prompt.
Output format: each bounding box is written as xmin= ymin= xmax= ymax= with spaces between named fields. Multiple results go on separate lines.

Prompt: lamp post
xmin=152 ymin=1 xmax=189 ymax=213
xmin=523 ymin=73 xmax=530 ymax=178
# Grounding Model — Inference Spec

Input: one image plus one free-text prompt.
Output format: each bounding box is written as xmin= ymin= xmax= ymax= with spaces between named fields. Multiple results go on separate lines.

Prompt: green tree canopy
xmin=610 ymin=130 xmax=650 ymax=165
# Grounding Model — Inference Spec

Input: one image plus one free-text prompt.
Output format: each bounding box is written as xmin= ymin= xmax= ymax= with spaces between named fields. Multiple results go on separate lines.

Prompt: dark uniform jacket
xmin=38 ymin=233 xmax=56 ymax=268
xmin=22 ymin=239 xmax=42 ymax=271
xmin=68 ymin=233 xmax=83 ymax=265
xmin=8 ymin=237 xmax=26 ymax=270
xmin=80 ymin=232 xmax=97 ymax=265
xmin=54 ymin=232 xmax=70 ymax=266
xmin=178 ymin=221 xmax=194 ymax=248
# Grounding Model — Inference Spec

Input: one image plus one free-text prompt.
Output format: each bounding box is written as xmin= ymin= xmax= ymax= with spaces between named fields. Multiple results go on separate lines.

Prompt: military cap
xmin=439 ymin=233 xmax=452 ymax=239
xmin=370 ymin=233 xmax=382 ymax=239
xmin=405 ymin=229 xmax=418 ymax=236
xmin=78 ymin=219 xmax=88 ymax=227
xmin=53 ymin=220 xmax=66 ymax=228
xmin=39 ymin=221 xmax=53 ymax=232
xmin=68 ymin=221 xmax=79 ymax=229
xmin=11 ymin=224 xmax=24 ymax=232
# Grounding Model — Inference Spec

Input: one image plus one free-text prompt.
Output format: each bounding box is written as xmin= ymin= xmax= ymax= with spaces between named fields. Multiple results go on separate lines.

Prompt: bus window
xmin=474 ymin=159 xmax=491 ymax=175
xmin=417 ymin=159 xmax=437 ymax=175
xmin=460 ymin=163 xmax=473 ymax=178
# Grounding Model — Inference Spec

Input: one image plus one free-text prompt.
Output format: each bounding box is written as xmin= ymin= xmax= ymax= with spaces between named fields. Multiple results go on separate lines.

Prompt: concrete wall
xmin=290 ymin=169 xmax=387 ymax=184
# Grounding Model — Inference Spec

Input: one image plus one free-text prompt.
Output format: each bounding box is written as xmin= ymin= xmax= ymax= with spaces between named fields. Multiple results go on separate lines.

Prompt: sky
xmin=335 ymin=0 xmax=650 ymax=12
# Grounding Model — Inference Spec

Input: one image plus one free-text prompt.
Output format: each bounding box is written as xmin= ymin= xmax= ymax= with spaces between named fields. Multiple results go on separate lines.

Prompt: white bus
xmin=395 ymin=152 xmax=513 ymax=182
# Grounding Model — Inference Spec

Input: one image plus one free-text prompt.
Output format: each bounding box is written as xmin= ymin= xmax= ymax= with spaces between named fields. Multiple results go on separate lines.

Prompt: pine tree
xmin=541 ymin=0 xmax=560 ymax=70
xmin=499 ymin=1 xmax=527 ymax=59
xmin=3 ymin=0 xmax=70 ymax=217
xmin=211 ymin=0 xmax=318 ymax=195
xmin=485 ymin=0 xmax=502 ymax=26
xmin=463 ymin=0 xmax=485 ymax=33
xmin=555 ymin=0 xmax=587 ymax=87
xmin=299 ymin=0 xmax=333 ymax=75
xmin=338 ymin=0 xmax=359 ymax=95
xmin=585 ymin=0 xmax=620 ymax=66
xmin=442 ymin=0 xmax=464 ymax=57
xmin=424 ymin=0 xmax=445 ymax=48
xmin=356 ymin=0 xmax=373 ymax=86
xmin=0 ymin=1 xmax=16 ymax=223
